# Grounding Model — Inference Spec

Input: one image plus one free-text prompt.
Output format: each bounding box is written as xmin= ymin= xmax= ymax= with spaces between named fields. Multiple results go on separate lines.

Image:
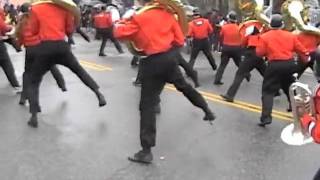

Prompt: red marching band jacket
xmin=239 ymin=20 xmax=266 ymax=48
xmin=301 ymin=87 xmax=320 ymax=143
xmin=28 ymin=3 xmax=75 ymax=42
xmin=220 ymin=22 xmax=242 ymax=46
xmin=296 ymin=32 xmax=320 ymax=53
xmin=17 ymin=14 xmax=41 ymax=47
xmin=93 ymin=12 xmax=113 ymax=29
xmin=113 ymin=8 xmax=184 ymax=56
xmin=255 ymin=29 xmax=309 ymax=62
xmin=187 ymin=17 xmax=213 ymax=39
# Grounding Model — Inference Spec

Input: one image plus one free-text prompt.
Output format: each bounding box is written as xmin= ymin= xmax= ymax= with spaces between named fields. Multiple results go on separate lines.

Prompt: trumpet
xmin=281 ymin=74 xmax=314 ymax=146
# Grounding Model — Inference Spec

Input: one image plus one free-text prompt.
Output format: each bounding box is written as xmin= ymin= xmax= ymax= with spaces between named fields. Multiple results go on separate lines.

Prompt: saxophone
xmin=126 ymin=0 xmax=188 ymax=56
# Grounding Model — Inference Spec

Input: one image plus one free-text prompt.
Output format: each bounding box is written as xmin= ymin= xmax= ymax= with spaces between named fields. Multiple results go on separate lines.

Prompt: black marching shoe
xmin=245 ymin=74 xmax=251 ymax=82
xmin=287 ymin=105 xmax=292 ymax=112
xmin=95 ymin=91 xmax=106 ymax=107
xmin=258 ymin=118 xmax=272 ymax=127
xmin=220 ymin=94 xmax=234 ymax=102
xmin=214 ymin=81 xmax=224 ymax=85
xmin=61 ymin=87 xmax=67 ymax=92
xmin=203 ymin=109 xmax=216 ymax=122
xmin=28 ymin=116 xmax=38 ymax=128
xmin=99 ymin=53 xmax=106 ymax=57
xmin=19 ymin=96 xmax=26 ymax=105
xmin=132 ymin=79 xmax=142 ymax=87
xmin=128 ymin=150 xmax=153 ymax=164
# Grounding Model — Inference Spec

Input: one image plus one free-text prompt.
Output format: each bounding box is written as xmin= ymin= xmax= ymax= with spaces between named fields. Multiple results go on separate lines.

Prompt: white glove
xmin=5 ymin=27 xmax=15 ymax=36
xmin=307 ymin=55 xmax=311 ymax=62
xmin=122 ymin=9 xmax=135 ymax=19
xmin=245 ymin=25 xmax=255 ymax=37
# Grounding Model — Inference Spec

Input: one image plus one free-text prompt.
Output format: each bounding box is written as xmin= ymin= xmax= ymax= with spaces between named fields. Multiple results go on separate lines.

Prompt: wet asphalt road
xmin=0 ymin=34 xmax=319 ymax=180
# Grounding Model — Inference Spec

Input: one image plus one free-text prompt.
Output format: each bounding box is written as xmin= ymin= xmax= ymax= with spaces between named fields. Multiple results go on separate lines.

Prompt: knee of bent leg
xmin=139 ymin=96 xmax=160 ymax=111
xmin=174 ymin=80 xmax=193 ymax=93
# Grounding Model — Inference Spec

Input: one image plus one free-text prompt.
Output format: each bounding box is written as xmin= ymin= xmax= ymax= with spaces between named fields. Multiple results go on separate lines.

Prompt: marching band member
xmin=94 ymin=6 xmax=123 ymax=56
xmin=221 ymin=24 xmax=266 ymax=102
xmin=256 ymin=14 xmax=309 ymax=127
xmin=188 ymin=9 xmax=217 ymax=72
xmin=114 ymin=0 xmax=216 ymax=164
xmin=126 ymin=6 xmax=199 ymax=88
xmin=214 ymin=11 xmax=248 ymax=85
xmin=26 ymin=1 xmax=106 ymax=128
xmin=16 ymin=2 xmax=67 ymax=105
xmin=0 ymin=8 xmax=20 ymax=90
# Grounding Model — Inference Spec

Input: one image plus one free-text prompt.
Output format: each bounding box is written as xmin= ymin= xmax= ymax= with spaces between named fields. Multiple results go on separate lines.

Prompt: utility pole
xmin=219 ymin=0 xmax=229 ymax=15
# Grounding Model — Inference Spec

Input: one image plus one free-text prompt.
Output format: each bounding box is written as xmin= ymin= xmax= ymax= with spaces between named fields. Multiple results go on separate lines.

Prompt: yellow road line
xmin=198 ymin=89 xmax=292 ymax=118
xmin=75 ymin=60 xmax=292 ymax=121
xmin=165 ymin=85 xmax=293 ymax=122
xmin=79 ymin=60 xmax=113 ymax=71
xmin=80 ymin=63 xmax=105 ymax=71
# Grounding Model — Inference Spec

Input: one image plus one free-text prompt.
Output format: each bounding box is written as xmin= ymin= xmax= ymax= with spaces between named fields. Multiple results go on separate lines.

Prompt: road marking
xmin=79 ymin=60 xmax=112 ymax=71
xmin=165 ymin=85 xmax=293 ymax=122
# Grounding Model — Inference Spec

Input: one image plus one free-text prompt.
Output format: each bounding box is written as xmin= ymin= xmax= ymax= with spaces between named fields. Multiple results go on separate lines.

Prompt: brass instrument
xmin=238 ymin=0 xmax=270 ymax=25
xmin=30 ymin=0 xmax=81 ymax=26
xmin=281 ymin=74 xmax=314 ymax=146
xmin=126 ymin=0 xmax=188 ymax=56
xmin=281 ymin=0 xmax=320 ymax=35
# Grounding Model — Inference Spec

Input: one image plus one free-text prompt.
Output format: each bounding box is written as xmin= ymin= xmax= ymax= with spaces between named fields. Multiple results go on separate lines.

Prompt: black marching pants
xmin=139 ymin=49 xmax=210 ymax=149
xmin=27 ymin=41 xmax=99 ymax=113
xmin=225 ymin=49 xmax=266 ymax=99
xmin=297 ymin=51 xmax=316 ymax=78
xmin=0 ymin=41 xmax=20 ymax=87
xmin=131 ymin=55 xmax=140 ymax=66
xmin=260 ymin=60 xmax=297 ymax=122
xmin=215 ymin=45 xmax=243 ymax=83
xmin=97 ymin=28 xmax=123 ymax=54
xmin=20 ymin=46 xmax=66 ymax=101
xmin=135 ymin=51 xmax=199 ymax=86
xmin=189 ymin=38 xmax=217 ymax=71
xmin=176 ymin=51 xmax=198 ymax=86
